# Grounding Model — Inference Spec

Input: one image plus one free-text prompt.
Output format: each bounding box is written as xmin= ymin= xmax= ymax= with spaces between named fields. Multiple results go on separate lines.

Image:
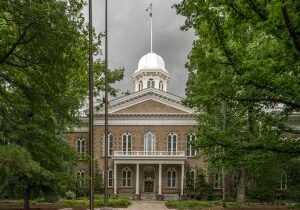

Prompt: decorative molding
xmin=102 ymin=88 xmax=195 ymax=114
xmin=113 ymin=159 xmax=185 ymax=165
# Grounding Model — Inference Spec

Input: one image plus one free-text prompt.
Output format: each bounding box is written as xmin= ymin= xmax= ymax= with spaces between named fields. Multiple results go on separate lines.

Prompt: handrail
xmin=113 ymin=151 xmax=185 ymax=157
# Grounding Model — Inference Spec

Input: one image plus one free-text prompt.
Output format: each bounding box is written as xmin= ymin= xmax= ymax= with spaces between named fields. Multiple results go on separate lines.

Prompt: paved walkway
xmin=126 ymin=200 xmax=174 ymax=210
xmin=60 ymin=200 xmax=176 ymax=210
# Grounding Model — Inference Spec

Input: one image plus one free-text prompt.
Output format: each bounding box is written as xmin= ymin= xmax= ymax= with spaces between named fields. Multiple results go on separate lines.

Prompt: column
xmin=158 ymin=163 xmax=162 ymax=195
xmin=114 ymin=162 xmax=117 ymax=194
xmin=136 ymin=163 xmax=140 ymax=195
xmin=181 ymin=163 xmax=184 ymax=195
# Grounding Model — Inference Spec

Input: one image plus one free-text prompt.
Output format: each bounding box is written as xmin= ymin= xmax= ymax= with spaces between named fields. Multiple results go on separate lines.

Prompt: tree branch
xmin=281 ymin=6 xmax=300 ymax=52
xmin=0 ymin=21 xmax=36 ymax=65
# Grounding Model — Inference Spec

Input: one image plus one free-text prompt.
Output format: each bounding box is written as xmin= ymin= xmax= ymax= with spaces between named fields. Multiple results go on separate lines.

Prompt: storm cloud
xmin=85 ymin=0 xmax=194 ymax=97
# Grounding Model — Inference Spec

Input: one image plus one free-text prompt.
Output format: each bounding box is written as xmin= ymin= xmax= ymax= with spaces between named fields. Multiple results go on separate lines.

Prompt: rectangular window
xmin=278 ymin=174 xmax=287 ymax=190
xmin=186 ymin=134 xmax=196 ymax=157
xmin=108 ymin=134 xmax=113 ymax=156
xmin=214 ymin=173 xmax=222 ymax=189
xmin=123 ymin=136 xmax=126 ymax=153
xmin=108 ymin=170 xmax=113 ymax=187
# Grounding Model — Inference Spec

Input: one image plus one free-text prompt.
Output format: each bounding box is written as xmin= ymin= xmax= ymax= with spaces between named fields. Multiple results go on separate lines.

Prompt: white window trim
xmin=122 ymin=132 xmax=132 ymax=154
xmin=190 ymin=169 xmax=196 ymax=187
xmin=167 ymin=133 xmax=177 ymax=154
xmin=108 ymin=169 xmax=113 ymax=188
xmin=186 ymin=133 xmax=197 ymax=157
xmin=138 ymin=81 xmax=143 ymax=91
xmin=167 ymin=168 xmax=177 ymax=188
xmin=213 ymin=173 xmax=222 ymax=189
xmin=108 ymin=132 xmax=113 ymax=156
xmin=144 ymin=131 xmax=156 ymax=153
xmin=278 ymin=173 xmax=287 ymax=190
xmin=147 ymin=78 xmax=155 ymax=88
xmin=77 ymin=170 xmax=85 ymax=187
xmin=76 ymin=138 xmax=85 ymax=158
xmin=122 ymin=167 xmax=132 ymax=187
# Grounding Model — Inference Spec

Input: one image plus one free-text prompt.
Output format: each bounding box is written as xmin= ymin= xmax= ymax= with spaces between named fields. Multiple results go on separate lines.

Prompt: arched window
xmin=190 ymin=170 xmax=196 ymax=187
xmin=159 ymin=81 xmax=164 ymax=90
xmin=186 ymin=134 xmax=196 ymax=157
xmin=122 ymin=167 xmax=131 ymax=187
xmin=144 ymin=132 xmax=155 ymax=154
xmin=167 ymin=133 xmax=177 ymax=155
xmin=76 ymin=138 xmax=85 ymax=157
xmin=122 ymin=132 xmax=132 ymax=154
xmin=167 ymin=168 xmax=176 ymax=188
xmin=147 ymin=79 xmax=155 ymax=88
xmin=108 ymin=133 xmax=113 ymax=156
xmin=138 ymin=81 xmax=143 ymax=91
xmin=77 ymin=170 xmax=85 ymax=187
xmin=108 ymin=169 xmax=113 ymax=187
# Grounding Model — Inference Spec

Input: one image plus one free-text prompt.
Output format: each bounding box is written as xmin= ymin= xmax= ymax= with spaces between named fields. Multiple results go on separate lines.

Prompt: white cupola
xmin=133 ymin=52 xmax=170 ymax=92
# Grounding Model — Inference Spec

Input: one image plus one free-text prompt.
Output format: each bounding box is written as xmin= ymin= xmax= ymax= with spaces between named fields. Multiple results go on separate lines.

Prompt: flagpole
xmin=104 ymin=0 xmax=109 ymax=207
xmin=88 ymin=0 xmax=94 ymax=209
xmin=151 ymin=15 xmax=152 ymax=53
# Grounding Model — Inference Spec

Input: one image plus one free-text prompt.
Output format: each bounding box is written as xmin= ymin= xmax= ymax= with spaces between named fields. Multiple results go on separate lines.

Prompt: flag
xmin=146 ymin=3 xmax=152 ymax=17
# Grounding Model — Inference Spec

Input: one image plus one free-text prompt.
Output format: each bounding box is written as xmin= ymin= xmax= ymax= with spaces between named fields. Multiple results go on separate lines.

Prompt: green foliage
xmin=248 ymin=186 xmax=276 ymax=202
xmin=61 ymin=198 xmax=131 ymax=207
xmin=194 ymin=169 xmax=212 ymax=199
xmin=175 ymin=0 xmax=300 ymax=155
xmin=16 ymin=200 xmax=38 ymax=207
xmin=65 ymin=191 xmax=76 ymax=200
xmin=0 ymin=0 xmax=124 ymax=205
xmin=174 ymin=0 xmax=300 ymax=201
xmin=284 ymin=186 xmax=300 ymax=202
xmin=94 ymin=161 xmax=103 ymax=194
xmin=164 ymin=200 xmax=241 ymax=210
xmin=185 ymin=167 xmax=195 ymax=191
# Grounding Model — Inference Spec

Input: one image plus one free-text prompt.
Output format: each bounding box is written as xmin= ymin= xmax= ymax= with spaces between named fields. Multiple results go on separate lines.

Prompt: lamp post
xmin=88 ymin=0 xmax=94 ymax=209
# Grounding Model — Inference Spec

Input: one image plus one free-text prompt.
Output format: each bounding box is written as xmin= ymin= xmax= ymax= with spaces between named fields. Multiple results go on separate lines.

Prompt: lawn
xmin=164 ymin=200 xmax=300 ymax=210
xmin=0 ymin=197 xmax=131 ymax=210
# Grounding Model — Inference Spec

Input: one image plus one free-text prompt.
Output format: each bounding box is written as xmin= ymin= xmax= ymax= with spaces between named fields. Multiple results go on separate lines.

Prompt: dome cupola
xmin=133 ymin=52 xmax=170 ymax=92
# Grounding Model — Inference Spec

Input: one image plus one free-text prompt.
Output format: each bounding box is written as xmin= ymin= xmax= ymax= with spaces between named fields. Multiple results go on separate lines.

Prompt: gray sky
xmin=85 ymin=0 xmax=194 ymax=97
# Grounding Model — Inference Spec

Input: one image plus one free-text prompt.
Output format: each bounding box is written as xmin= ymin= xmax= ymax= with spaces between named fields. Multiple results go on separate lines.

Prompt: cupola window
xmin=147 ymin=79 xmax=155 ymax=88
xmin=138 ymin=81 xmax=143 ymax=91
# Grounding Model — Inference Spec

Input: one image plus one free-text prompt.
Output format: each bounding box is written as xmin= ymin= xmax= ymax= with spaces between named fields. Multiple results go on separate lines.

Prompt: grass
xmin=164 ymin=200 xmax=242 ymax=210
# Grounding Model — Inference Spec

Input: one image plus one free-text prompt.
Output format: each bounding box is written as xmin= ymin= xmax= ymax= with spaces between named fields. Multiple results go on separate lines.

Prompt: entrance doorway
xmin=144 ymin=181 xmax=154 ymax=192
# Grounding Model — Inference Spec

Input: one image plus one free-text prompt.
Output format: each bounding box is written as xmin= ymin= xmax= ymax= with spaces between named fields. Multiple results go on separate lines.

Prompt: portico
xmin=112 ymin=151 xmax=186 ymax=199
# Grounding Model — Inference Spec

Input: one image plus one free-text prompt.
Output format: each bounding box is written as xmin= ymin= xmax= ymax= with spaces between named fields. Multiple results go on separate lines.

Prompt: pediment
xmin=112 ymin=99 xmax=188 ymax=114
xmin=107 ymin=88 xmax=195 ymax=114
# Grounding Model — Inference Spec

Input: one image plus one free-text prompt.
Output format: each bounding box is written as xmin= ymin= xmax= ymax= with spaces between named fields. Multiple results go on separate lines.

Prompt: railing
xmin=113 ymin=151 xmax=185 ymax=157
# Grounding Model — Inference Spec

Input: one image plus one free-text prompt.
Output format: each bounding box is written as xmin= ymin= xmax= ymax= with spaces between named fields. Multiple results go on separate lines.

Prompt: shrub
xmin=65 ymin=191 xmax=76 ymax=200
xmin=283 ymin=186 xmax=300 ymax=202
xmin=248 ymin=187 xmax=275 ymax=202
xmin=61 ymin=198 xmax=131 ymax=207
xmin=165 ymin=200 xmax=223 ymax=210
xmin=16 ymin=199 xmax=38 ymax=207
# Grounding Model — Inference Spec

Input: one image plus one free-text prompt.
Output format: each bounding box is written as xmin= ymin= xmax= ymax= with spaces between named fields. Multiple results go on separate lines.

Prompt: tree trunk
xmin=23 ymin=186 xmax=30 ymax=210
xmin=222 ymin=166 xmax=226 ymax=207
xmin=237 ymin=168 xmax=246 ymax=203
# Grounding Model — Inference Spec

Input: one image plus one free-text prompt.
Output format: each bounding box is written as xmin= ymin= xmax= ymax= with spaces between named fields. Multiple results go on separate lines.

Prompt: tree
xmin=0 ymin=1 xmax=88 ymax=209
xmin=174 ymin=0 xmax=300 ymax=156
xmin=94 ymin=161 xmax=103 ymax=194
xmin=174 ymin=0 xmax=300 ymax=201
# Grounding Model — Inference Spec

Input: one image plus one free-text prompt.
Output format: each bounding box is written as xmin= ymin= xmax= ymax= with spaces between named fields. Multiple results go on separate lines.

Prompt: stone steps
xmin=163 ymin=194 xmax=179 ymax=200
xmin=140 ymin=193 xmax=156 ymax=200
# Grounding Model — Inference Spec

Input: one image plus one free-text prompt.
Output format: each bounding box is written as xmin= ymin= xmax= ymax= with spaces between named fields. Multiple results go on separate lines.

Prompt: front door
xmin=144 ymin=181 xmax=154 ymax=192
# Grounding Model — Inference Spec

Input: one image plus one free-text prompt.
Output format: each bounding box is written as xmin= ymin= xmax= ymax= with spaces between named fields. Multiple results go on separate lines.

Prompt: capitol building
xmin=66 ymin=52 xmax=215 ymax=200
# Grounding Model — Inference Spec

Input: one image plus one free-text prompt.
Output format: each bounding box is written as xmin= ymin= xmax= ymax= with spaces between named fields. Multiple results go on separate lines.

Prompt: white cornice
xmin=97 ymin=88 xmax=195 ymax=114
